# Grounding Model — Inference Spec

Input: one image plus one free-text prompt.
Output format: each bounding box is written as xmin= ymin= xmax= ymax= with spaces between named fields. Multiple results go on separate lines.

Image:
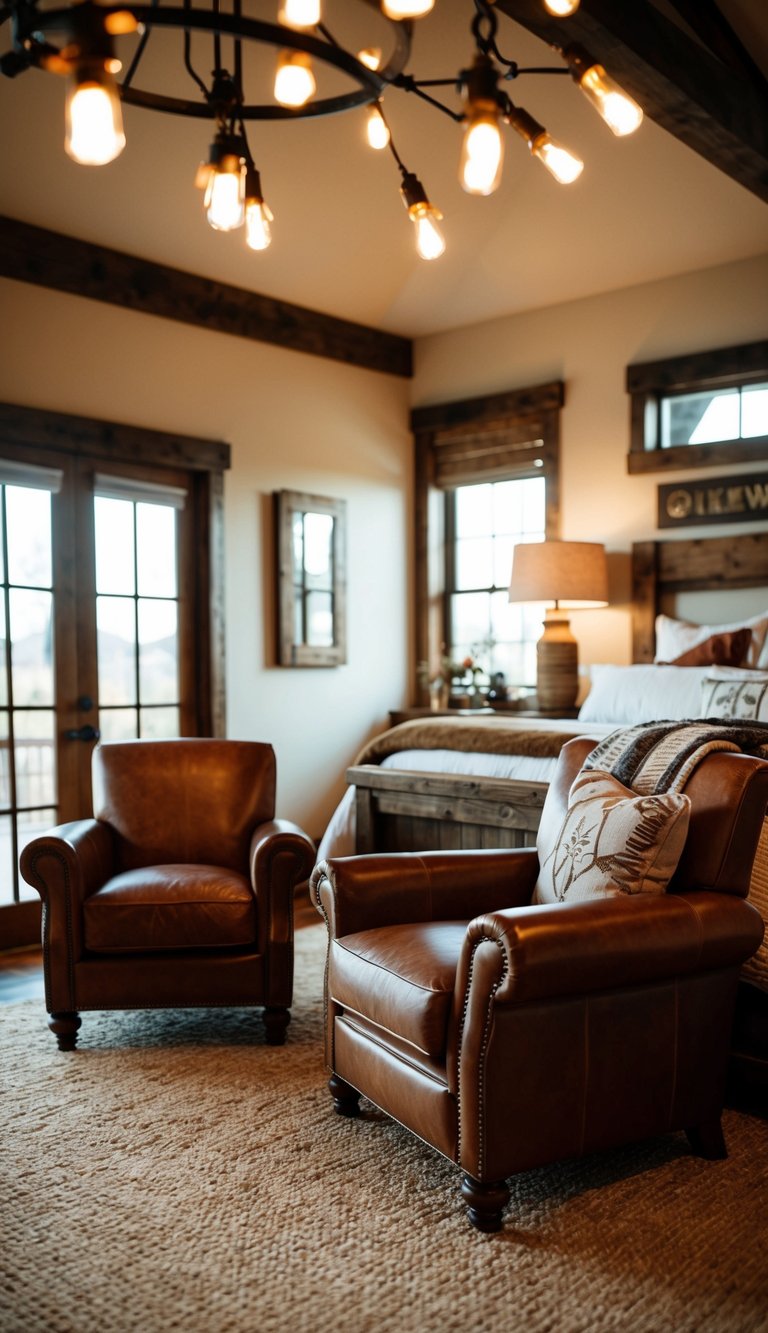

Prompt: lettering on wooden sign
xmin=658 ymin=471 xmax=768 ymax=528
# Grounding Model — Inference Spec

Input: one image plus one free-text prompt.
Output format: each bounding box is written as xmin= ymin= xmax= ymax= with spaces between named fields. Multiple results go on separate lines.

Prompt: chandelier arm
xmin=392 ymin=74 xmax=464 ymax=123
xmin=121 ymin=0 xmax=166 ymax=92
xmin=182 ymin=0 xmax=209 ymax=102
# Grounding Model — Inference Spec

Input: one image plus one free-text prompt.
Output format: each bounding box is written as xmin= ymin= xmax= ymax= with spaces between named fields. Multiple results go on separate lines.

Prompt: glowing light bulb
xmin=411 ymin=205 xmax=445 ymax=260
xmin=278 ymin=0 xmax=321 ymax=28
xmin=357 ymin=48 xmax=382 ymax=71
xmin=274 ymin=50 xmax=316 ymax=107
xmin=459 ymin=113 xmax=504 ymax=195
xmin=543 ymin=0 xmax=580 ymax=14
xmin=245 ymin=199 xmax=274 ymax=250
xmin=204 ymin=160 xmax=245 ymax=231
xmin=531 ymin=132 xmax=583 ymax=183
xmin=366 ymin=105 xmax=390 ymax=150
xmin=381 ymin=0 xmax=434 ymax=18
xmin=65 ymin=71 xmax=125 ymax=165
xmin=578 ymin=63 xmax=643 ymax=135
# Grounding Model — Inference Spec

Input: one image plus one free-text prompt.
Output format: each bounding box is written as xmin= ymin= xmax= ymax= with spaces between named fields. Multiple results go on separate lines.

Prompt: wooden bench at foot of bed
xmin=348 ymin=765 xmax=549 ymax=854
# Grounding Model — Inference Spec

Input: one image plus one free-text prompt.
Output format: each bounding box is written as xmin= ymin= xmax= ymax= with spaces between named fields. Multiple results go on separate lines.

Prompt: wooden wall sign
xmin=658 ymin=470 xmax=768 ymax=528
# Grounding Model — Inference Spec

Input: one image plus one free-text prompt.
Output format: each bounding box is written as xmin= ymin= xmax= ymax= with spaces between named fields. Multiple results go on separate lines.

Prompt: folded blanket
xmin=355 ymin=717 xmax=579 ymax=766
xmin=582 ymin=719 xmax=768 ymax=794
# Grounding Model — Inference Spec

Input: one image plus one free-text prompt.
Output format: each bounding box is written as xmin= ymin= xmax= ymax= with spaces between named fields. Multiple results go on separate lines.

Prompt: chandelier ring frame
xmin=13 ymin=4 xmax=413 ymax=119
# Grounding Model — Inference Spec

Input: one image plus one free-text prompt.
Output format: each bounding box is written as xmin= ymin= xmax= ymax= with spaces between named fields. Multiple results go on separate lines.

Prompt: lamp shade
xmin=508 ymin=540 xmax=608 ymax=608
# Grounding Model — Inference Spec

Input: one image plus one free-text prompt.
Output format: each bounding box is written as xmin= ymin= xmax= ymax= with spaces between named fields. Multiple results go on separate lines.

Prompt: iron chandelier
xmin=0 ymin=0 xmax=643 ymax=259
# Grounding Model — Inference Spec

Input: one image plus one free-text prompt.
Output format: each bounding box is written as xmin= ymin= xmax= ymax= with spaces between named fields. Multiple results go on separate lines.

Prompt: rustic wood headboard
xmin=632 ymin=532 xmax=768 ymax=663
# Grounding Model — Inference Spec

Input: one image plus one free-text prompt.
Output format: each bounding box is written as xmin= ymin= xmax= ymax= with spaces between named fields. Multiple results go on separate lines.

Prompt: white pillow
xmin=533 ymin=769 xmax=691 ymax=904
xmin=701 ymin=673 xmax=768 ymax=721
xmin=655 ymin=611 xmax=768 ymax=670
xmin=578 ymin=664 xmax=709 ymax=724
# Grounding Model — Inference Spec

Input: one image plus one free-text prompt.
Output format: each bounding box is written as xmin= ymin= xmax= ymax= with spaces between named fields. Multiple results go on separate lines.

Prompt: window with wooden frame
xmin=411 ymin=381 xmax=563 ymax=702
xmin=0 ymin=401 xmax=229 ymax=951
xmin=627 ymin=340 xmax=768 ymax=474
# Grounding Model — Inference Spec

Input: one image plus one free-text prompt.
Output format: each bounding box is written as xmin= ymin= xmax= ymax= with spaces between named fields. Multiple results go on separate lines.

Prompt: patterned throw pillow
xmin=533 ymin=770 xmax=691 ymax=905
xmin=701 ymin=674 xmax=768 ymax=721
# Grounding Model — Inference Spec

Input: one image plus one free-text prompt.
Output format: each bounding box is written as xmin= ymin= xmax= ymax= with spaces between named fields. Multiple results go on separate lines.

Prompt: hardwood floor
xmin=0 ymin=889 xmax=321 ymax=1005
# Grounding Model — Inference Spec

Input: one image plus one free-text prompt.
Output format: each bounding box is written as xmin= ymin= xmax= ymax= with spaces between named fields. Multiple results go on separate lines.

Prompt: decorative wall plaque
xmin=658 ymin=470 xmax=768 ymax=529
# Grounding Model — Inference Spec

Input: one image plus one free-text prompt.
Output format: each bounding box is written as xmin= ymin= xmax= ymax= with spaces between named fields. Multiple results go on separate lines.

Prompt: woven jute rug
xmin=2 ymin=923 xmax=768 ymax=1333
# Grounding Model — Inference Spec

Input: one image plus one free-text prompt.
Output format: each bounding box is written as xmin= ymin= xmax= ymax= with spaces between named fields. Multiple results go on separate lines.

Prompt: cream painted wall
xmin=412 ymin=253 xmax=768 ymax=692
xmin=0 ymin=278 xmax=412 ymax=837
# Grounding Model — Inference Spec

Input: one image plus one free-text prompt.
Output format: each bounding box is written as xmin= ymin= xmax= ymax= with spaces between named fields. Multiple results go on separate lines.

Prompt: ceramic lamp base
xmin=536 ymin=613 xmax=578 ymax=711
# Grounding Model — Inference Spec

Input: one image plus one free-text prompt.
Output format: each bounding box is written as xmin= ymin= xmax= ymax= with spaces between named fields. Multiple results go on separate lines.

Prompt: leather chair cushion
xmin=330 ymin=922 xmax=467 ymax=1060
xmin=83 ymin=865 xmax=258 ymax=952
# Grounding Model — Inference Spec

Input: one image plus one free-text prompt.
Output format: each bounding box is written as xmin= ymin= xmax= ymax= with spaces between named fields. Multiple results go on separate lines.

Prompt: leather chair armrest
xmin=20 ymin=818 xmax=115 ymax=909
xmin=19 ymin=820 xmax=116 ymax=990
xmin=310 ymin=849 xmax=539 ymax=940
xmin=456 ymin=891 xmax=765 ymax=1009
xmin=250 ymin=819 xmax=317 ymax=946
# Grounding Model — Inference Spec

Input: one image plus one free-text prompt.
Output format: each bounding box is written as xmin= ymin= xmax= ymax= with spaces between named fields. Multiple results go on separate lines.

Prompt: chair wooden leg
xmin=263 ymin=1006 xmax=291 ymax=1045
xmin=329 ymin=1074 xmax=361 ymax=1117
xmin=48 ymin=1012 xmax=82 ymax=1051
xmin=686 ymin=1117 xmax=727 ymax=1160
xmin=460 ymin=1175 xmax=510 ymax=1233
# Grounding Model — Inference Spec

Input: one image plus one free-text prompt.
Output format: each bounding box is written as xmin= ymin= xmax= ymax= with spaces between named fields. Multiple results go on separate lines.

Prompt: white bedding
xmin=316 ymin=718 xmax=613 ymax=861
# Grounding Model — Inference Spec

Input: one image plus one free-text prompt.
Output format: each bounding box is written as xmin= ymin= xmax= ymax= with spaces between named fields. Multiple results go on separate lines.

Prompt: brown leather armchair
xmin=310 ymin=738 xmax=767 ymax=1233
xmin=21 ymin=738 xmax=316 ymax=1050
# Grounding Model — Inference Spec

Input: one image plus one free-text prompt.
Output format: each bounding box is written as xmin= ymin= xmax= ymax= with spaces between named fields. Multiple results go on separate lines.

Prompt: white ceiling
xmin=0 ymin=0 xmax=766 ymax=339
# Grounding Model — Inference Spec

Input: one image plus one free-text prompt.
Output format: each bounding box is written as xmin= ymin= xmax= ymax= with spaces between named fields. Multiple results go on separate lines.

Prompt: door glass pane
xmin=95 ymin=497 xmax=135 ymax=594
xmin=138 ymin=600 xmax=178 ymax=703
xmin=97 ymin=595 xmax=137 ymax=704
xmin=94 ymin=488 xmax=181 ymax=741
xmin=137 ymin=503 xmax=177 ymax=597
xmin=10 ymin=588 xmax=54 ymax=707
xmin=15 ymin=709 xmax=56 ymax=808
xmin=141 ymin=706 xmax=180 ymax=738
xmin=6 ymin=485 xmax=52 ymax=586
xmin=0 ymin=473 xmax=58 ymax=911
xmin=98 ymin=708 xmax=139 ymax=741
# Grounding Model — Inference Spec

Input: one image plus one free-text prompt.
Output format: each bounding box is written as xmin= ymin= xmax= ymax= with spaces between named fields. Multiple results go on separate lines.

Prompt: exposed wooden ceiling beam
xmin=497 ymin=0 xmax=768 ymax=205
xmin=0 ymin=215 xmax=413 ymax=378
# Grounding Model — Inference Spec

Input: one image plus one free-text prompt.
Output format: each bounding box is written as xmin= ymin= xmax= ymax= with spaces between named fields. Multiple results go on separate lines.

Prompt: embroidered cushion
xmin=532 ymin=769 xmax=691 ymax=905
xmin=700 ymin=673 xmax=768 ymax=722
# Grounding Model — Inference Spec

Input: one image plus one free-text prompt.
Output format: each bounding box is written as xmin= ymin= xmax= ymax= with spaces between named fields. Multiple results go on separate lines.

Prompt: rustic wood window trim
xmin=411 ymin=381 xmax=564 ymax=704
xmin=627 ymin=340 xmax=768 ymax=475
xmin=0 ymin=400 xmax=230 ymax=736
xmin=275 ymin=489 xmax=347 ymax=668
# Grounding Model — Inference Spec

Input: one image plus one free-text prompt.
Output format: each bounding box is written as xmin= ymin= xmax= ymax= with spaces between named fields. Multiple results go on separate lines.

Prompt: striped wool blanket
xmin=582 ymin=719 xmax=768 ymax=992
xmin=582 ymin=720 xmax=768 ymax=794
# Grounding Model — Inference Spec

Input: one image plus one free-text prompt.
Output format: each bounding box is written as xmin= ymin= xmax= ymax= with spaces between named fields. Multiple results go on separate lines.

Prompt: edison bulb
xmin=205 ymin=165 xmax=245 ymax=231
xmin=579 ymin=64 xmax=643 ymax=135
xmin=460 ymin=114 xmax=504 ymax=195
xmin=381 ymin=0 xmax=434 ymax=17
xmin=245 ymin=198 xmax=274 ymax=251
xmin=366 ymin=106 xmax=390 ymax=150
xmin=278 ymin=0 xmax=320 ymax=28
xmin=543 ymin=0 xmax=580 ymax=14
xmin=410 ymin=205 xmax=445 ymax=261
xmin=531 ymin=133 xmax=583 ymax=183
xmin=65 ymin=74 xmax=125 ymax=165
xmin=274 ymin=50 xmax=316 ymax=107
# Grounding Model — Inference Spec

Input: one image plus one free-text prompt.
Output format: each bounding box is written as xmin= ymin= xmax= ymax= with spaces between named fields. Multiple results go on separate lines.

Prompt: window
xmin=275 ymin=489 xmax=347 ymax=667
xmin=447 ymin=477 xmax=546 ymax=685
xmin=0 ymin=402 xmax=229 ymax=950
xmin=412 ymin=381 xmax=563 ymax=701
xmin=627 ymin=340 xmax=768 ymax=472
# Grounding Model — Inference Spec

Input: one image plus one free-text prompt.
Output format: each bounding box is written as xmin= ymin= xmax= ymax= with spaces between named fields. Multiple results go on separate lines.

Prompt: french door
xmin=0 ymin=409 xmax=227 ymax=949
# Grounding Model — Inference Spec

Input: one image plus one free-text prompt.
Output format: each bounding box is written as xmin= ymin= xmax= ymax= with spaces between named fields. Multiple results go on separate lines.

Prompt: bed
xmin=316 ymin=528 xmax=768 ymax=1105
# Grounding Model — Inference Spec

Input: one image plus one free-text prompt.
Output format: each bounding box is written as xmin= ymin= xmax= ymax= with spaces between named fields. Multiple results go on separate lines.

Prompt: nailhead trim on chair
xmin=456 ymin=935 xmax=508 ymax=1181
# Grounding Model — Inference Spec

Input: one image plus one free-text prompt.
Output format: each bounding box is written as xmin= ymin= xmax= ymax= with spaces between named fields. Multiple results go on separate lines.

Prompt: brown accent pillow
xmin=665 ymin=628 xmax=752 ymax=668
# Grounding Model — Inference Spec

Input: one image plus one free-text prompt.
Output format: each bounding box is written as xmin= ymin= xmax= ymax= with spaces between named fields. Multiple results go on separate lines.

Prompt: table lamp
xmin=508 ymin=540 xmax=608 ymax=711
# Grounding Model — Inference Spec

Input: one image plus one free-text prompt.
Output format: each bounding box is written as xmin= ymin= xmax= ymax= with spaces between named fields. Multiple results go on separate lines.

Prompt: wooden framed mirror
xmin=275 ymin=489 xmax=347 ymax=667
